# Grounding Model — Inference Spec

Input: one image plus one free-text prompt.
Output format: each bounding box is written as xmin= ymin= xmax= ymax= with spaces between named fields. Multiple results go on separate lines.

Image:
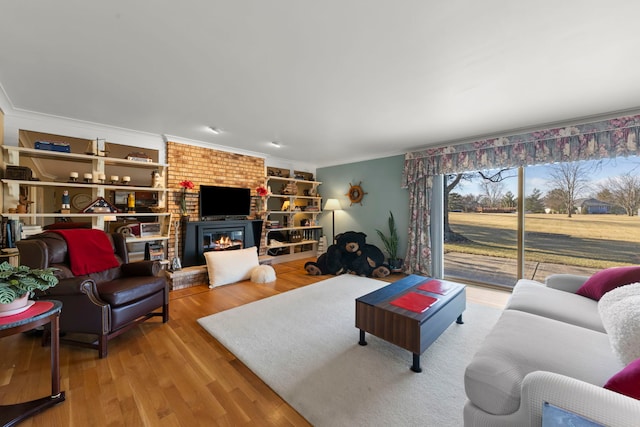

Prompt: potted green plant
xmin=376 ymin=211 xmax=403 ymax=272
xmin=0 ymin=261 xmax=58 ymax=315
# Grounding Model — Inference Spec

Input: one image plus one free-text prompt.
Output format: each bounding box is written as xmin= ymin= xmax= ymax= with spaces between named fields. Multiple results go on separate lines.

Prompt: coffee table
xmin=0 ymin=300 xmax=65 ymax=426
xmin=356 ymin=274 xmax=466 ymax=372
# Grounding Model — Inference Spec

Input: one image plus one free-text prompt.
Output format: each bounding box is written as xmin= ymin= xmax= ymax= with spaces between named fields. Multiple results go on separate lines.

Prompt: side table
xmin=0 ymin=300 xmax=65 ymax=427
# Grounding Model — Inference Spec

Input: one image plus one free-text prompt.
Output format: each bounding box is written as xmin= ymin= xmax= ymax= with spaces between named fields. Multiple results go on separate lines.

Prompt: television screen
xmin=199 ymin=185 xmax=251 ymax=219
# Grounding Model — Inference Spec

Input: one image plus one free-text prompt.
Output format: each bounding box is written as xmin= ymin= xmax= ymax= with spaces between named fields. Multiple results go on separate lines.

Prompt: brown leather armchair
xmin=17 ymin=231 xmax=168 ymax=358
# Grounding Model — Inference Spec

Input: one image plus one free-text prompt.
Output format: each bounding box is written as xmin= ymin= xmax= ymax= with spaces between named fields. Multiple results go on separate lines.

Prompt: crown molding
xmin=1 ymin=91 xmax=317 ymax=171
xmin=0 ymin=82 xmax=13 ymax=114
xmin=163 ymin=134 xmax=267 ymax=158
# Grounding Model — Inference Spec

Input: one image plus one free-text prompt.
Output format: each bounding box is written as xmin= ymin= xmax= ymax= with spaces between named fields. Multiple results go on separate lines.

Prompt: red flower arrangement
xmin=180 ymin=180 xmax=195 ymax=190
xmin=255 ymin=184 xmax=270 ymax=216
xmin=179 ymin=180 xmax=195 ymax=215
xmin=256 ymin=184 xmax=269 ymax=197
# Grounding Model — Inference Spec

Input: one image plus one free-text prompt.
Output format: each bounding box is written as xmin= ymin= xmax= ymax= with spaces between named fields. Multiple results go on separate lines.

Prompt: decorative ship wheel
xmin=346 ymin=182 xmax=367 ymax=206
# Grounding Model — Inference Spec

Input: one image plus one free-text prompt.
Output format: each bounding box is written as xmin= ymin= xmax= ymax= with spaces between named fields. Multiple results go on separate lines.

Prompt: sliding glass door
xmin=522 ymin=158 xmax=640 ymax=283
xmin=442 ymin=156 xmax=640 ymax=288
xmin=443 ymin=168 xmax=520 ymax=287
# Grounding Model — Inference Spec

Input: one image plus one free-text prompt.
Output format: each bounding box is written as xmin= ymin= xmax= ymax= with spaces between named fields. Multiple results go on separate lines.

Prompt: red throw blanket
xmin=50 ymin=229 xmax=120 ymax=275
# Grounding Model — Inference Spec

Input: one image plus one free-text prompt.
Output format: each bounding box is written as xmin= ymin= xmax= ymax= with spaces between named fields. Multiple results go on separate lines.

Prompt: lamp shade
xmin=323 ymin=198 xmax=341 ymax=211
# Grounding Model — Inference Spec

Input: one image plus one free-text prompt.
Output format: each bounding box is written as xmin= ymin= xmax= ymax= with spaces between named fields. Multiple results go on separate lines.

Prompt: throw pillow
xmin=204 ymin=246 xmax=259 ymax=288
xmin=598 ymin=283 xmax=640 ymax=365
xmin=604 ymin=357 xmax=640 ymax=400
xmin=576 ymin=266 xmax=640 ymax=300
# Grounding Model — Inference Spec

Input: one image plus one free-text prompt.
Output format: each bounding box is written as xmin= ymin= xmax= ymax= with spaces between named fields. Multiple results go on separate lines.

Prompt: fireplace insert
xmin=182 ymin=219 xmax=263 ymax=267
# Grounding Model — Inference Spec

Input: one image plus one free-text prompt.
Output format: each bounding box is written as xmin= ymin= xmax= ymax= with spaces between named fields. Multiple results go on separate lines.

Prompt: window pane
xmin=523 ymin=157 xmax=640 ymax=282
xmin=442 ymin=157 xmax=640 ymax=289
xmin=443 ymin=168 xmax=519 ymax=287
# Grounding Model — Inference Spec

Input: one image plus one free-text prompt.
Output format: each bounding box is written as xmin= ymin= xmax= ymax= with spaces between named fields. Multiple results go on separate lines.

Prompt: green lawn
xmin=446 ymin=212 xmax=640 ymax=269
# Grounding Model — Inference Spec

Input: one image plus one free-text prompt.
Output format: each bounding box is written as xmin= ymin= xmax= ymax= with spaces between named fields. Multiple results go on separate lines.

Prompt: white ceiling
xmin=2 ymin=1 xmax=640 ymax=168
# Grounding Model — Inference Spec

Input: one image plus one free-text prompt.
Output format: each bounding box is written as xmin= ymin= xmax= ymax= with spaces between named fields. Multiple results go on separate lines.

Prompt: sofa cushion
xmin=464 ymin=310 xmax=622 ymax=416
xmin=604 ymin=357 xmax=640 ymax=400
xmin=506 ymin=279 xmax=604 ymax=332
xmin=204 ymin=246 xmax=259 ymax=288
xmin=598 ymin=283 xmax=640 ymax=365
xmin=576 ymin=266 xmax=640 ymax=301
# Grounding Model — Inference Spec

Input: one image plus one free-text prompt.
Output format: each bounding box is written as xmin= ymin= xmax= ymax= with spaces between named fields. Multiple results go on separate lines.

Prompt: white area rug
xmin=198 ymin=275 xmax=501 ymax=426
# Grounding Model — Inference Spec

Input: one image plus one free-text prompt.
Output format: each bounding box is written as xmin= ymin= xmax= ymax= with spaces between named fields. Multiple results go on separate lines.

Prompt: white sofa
xmin=463 ymin=273 xmax=640 ymax=426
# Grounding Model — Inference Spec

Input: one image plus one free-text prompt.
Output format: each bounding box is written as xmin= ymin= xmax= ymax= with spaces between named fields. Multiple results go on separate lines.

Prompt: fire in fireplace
xmin=214 ymin=234 xmax=243 ymax=250
xmin=203 ymin=229 xmax=244 ymax=252
xmin=182 ymin=220 xmax=262 ymax=267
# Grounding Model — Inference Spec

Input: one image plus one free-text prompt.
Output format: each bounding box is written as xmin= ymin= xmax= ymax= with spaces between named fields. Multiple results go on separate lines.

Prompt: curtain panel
xmin=401 ymin=113 xmax=640 ymax=275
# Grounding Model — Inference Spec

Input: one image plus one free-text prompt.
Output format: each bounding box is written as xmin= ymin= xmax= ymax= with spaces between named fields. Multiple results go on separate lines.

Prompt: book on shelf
xmin=0 ymin=216 xmax=6 ymax=248
xmin=390 ymin=292 xmax=438 ymax=313
xmin=21 ymin=224 xmax=43 ymax=239
xmin=417 ymin=279 xmax=457 ymax=295
xmin=2 ymin=219 xmax=21 ymax=248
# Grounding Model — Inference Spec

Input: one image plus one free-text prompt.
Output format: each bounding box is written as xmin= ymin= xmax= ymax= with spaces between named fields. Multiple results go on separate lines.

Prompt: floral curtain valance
xmin=403 ymin=114 xmax=640 ymax=186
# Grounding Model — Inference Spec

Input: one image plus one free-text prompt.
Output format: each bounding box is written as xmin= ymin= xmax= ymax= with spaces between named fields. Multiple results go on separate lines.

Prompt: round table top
xmin=0 ymin=300 xmax=62 ymax=330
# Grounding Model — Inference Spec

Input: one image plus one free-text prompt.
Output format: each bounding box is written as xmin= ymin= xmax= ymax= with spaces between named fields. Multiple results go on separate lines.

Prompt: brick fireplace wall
xmin=166 ymin=141 xmax=266 ymax=261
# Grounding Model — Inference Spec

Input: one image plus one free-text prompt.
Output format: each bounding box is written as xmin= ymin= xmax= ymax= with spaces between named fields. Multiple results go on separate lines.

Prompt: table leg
xmin=358 ymin=329 xmax=367 ymax=346
xmin=411 ymin=354 xmax=422 ymax=373
xmin=0 ymin=311 xmax=65 ymax=427
xmin=51 ymin=313 xmax=61 ymax=397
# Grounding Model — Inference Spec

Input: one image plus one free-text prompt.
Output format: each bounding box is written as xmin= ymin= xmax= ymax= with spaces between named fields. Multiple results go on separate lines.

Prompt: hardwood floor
xmin=0 ymin=258 xmax=510 ymax=426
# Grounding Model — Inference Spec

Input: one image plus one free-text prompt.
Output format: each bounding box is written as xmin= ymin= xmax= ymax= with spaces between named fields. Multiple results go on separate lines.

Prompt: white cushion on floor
xmin=204 ymin=246 xmax=259 ymax=288
xmin=251 ymin=264 xmax=276 ymax=283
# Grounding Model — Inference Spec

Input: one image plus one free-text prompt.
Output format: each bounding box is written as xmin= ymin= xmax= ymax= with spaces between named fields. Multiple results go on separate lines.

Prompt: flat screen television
xmin=199 ymin=185 xmax=251 ymax=219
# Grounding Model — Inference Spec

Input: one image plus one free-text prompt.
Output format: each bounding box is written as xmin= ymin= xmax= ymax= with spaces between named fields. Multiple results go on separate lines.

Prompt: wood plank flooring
xmin=0 ymin=258 xmax=510 ymax=426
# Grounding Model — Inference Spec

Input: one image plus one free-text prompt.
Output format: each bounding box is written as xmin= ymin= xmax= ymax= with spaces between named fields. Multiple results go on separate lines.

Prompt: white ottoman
xmin=251 ymin=264 xmax=276 ymax=283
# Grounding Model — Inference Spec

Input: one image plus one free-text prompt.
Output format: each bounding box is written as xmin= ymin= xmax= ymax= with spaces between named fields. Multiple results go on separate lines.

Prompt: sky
xmin=455 ymin=156 xmax=640 ymax=198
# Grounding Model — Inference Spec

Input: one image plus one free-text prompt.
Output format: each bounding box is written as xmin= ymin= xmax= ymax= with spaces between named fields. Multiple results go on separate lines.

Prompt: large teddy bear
xmin=304 ymin=231 xmax=361 ymax=276
xmin=305 ymin=231 xmax=390 ymax=278
xmin=349 ymin=242 xmax=390 ymax=278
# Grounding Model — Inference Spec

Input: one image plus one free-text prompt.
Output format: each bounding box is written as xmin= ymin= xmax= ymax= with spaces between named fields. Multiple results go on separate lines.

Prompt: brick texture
xmin=166 ymin=141 xmax=266 ymax=261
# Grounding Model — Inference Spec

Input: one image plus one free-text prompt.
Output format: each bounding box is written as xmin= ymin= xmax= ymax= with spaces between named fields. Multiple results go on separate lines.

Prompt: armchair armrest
xmin=16 ymin=239 xmax=49 ymax=269
xmin=521 ymin=371 xmax=640 ymax=427
xmin=121 ymin=260 xmax=161 ymax=277
xmin=37 ymin=276 xmax=94 ymax=297
xmin=544 ymin=274 xmax=590 ymax=293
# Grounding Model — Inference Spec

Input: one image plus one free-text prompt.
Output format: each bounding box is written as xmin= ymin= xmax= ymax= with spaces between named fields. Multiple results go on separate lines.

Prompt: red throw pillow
xmin=576 ymin=266 xmax=640 ymax=301
xmin=604 ymin=358 xmax=640 ymax=400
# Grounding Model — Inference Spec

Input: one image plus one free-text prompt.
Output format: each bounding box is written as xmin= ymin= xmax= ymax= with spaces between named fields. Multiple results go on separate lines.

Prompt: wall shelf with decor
xmin=107 ymin=214 xmax=173 ymax=262
xmin=1 ymin=144 xmax=168 ymax=223
xmin=1 ymin=133 xmax=171 ymax=262
xmin=264 ymin=173 xmax=322 ymax=261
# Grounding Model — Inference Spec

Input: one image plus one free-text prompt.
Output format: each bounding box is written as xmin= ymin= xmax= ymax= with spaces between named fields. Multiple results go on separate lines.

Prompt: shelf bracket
xmin=6 ymin=148 xmax=20 ymax=166
xmin=5 ymin=181 xmax=20 ymax=200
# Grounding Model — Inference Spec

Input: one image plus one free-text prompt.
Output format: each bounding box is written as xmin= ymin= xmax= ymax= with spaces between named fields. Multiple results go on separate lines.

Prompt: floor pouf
xmin=251 ymin=264 xmax=276 ymax=283
xmin=251 ymin=265 xmax=276 ymax=283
